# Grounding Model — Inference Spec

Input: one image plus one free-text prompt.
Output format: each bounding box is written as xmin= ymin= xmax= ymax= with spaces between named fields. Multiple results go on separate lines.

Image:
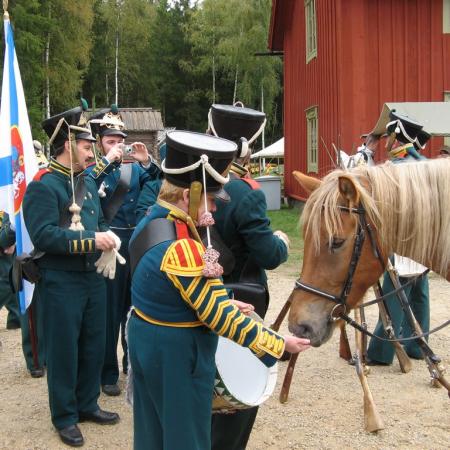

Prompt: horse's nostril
xmin=295 ymin=323 xmax=312 ymax=339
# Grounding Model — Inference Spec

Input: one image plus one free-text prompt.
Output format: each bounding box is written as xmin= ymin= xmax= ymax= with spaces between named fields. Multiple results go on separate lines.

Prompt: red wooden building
xmin=269 ymin=0 xmax=450 ymax=201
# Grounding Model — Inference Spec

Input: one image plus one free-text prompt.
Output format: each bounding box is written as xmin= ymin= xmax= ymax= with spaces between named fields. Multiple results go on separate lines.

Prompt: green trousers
xmin=102 ymin=229 xmax=131 ymax=385
xmin=0 ymin=256 xmax=20 ymax=328
xmin=38 ymin=269 xmax=106 ymax=429
xmin=128 ymin=315 xmax=218 ymax=450
xmin=367 ymin=272 xmax=430 ymax=364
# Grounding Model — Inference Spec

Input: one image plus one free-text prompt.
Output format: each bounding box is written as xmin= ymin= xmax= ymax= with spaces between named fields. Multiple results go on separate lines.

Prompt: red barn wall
xmin=283 ymin=0 xmax=340 ymax=200
xmin=281 ymin=0 xmax=450 ymax=200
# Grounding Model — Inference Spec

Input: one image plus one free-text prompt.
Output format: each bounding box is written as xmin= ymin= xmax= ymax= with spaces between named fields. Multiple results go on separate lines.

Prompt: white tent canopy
xmin=251 ymin=138 xmax=284 ymax=159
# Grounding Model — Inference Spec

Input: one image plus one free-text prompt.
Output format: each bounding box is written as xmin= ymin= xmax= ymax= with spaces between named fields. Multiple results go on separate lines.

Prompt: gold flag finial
xmin=3 ymin=0 xmax=9 ymax=19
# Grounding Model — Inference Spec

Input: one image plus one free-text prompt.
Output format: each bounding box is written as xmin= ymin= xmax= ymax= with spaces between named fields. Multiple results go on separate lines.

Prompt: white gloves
xmin=98 ymin=182 xmax=107 ymax=198
xmin=95 ymin=231 xmax=126 ymax=279
xmin=274 ymin=230 xmax=290 ymax=253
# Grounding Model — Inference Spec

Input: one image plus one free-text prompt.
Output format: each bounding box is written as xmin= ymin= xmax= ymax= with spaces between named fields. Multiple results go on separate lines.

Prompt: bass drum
xmin=212 ymin=314 xmax=278 ymax=412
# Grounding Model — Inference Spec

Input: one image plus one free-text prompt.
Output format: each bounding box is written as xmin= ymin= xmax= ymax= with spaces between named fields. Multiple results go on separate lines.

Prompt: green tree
xmin=142 ymin=0 xmax=201 ymax=129
xmin=188 ymin=0 xmax=283 ymax=143
xmin=83 ymin=0 xmax=157 ymax=110
xmin=44 ymin=0 xmax=94 ymax=113
xmin=1 ymin=0 xmax=48 ymax=139
xmin=2 ymin=0 xmax=95 ymax=139
xmin=82 ymin=0 xmax=113 ymax=109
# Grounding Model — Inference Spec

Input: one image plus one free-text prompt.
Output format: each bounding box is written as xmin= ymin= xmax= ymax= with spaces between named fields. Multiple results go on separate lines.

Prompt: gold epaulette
xmin=89 ymin=157 xmax=112 ymax=179
xmin=161 ymin=238 xmax=205 ymax=276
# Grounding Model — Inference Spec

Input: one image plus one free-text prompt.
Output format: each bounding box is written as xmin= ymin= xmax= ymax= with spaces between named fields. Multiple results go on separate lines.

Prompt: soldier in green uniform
xmin=85 ymin=106 xmax=162 ymax=396
xmin=128 ymin=130 xmax=310 ymax=450
xmin=367 ymin=113 xmax=430 ymax=365
xmin=23 ymin=102 xmax=121 ymax=447
xmin=207 ymin=104 xmax=290 ymax=450
xmin=0 ymin=211 xmax=20 ymax=330
xmin=0 ymin=209 xmax=45 ymax=377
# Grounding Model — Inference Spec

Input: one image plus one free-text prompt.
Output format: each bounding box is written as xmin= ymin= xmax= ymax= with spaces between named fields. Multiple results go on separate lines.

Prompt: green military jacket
xmin=213 ymin=167 xmax=288 ymax=287
xmin=23 ymin=159 xmax=108 ymax=272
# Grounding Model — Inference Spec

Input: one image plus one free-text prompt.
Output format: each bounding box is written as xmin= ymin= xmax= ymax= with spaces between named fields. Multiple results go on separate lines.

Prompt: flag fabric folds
xmin=0 ymin=13 xmax=39 ymax=312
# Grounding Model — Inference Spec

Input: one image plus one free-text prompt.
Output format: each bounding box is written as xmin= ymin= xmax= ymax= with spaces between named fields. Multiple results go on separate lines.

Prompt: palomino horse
xmin=289 ymin=158 xmax=450 ymax=347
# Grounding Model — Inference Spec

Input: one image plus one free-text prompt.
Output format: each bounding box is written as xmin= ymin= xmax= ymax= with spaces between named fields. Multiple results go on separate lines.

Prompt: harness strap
xmin=357 ymin=270 xmax=430 ymax=308
xmin=294 ymin=280 xmax=340 ymax=303
xmin=339 ymin=313 xmax=450 ymax=343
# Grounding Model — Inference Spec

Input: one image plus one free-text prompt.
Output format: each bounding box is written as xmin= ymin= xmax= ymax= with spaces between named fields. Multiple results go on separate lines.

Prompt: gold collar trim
xmin=157 ymin=199 xmax=202 ymax=243
xmin=230 ymin=162 xmax=248 ymax=178
xmin=49 ymin=158 xmax=71 ymax=176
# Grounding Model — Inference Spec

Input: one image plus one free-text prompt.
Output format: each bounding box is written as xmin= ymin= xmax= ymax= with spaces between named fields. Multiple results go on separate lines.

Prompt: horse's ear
xmin=338 ymin=175 xmax=360 ymax=204
xmin=292 ymin=171 xmax=321 ymax=193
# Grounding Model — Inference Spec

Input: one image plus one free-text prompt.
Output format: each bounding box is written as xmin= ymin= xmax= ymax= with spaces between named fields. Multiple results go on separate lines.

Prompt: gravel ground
xmin=0 ymin=267 xmax=449 ymax=450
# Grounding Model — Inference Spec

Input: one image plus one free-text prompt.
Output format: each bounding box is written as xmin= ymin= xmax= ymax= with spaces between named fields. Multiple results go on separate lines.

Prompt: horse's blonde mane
xmin=302 ymin=158 xmax=450 ymax=277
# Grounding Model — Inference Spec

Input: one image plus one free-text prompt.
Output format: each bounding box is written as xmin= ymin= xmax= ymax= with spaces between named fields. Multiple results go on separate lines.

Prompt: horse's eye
xmin=330 ymin=237 xmax=345 ymax=251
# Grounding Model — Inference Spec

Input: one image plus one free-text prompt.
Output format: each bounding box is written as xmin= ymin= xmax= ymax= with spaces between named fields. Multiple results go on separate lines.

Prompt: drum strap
xmin=129 ymin=218 xmax=176 ymax=276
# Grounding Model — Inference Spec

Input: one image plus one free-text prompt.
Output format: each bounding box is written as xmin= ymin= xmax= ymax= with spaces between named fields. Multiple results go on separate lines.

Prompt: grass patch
xmin=267 ymin=205 xmax=304 ymax=274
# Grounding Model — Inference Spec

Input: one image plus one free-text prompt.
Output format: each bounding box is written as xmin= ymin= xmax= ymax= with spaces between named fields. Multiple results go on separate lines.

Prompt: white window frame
xmin=444 ymin=92 xmax=450 ymax=146
xmin=443 ymin=0 xmax=450 ymax=33
xmin=305 ymin=0 xmax=317 ymax=63
xmin=306 ymin=106 xmax=318 ymax=173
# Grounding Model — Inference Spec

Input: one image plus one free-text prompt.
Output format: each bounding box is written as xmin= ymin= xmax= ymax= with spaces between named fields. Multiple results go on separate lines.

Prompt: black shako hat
xmin=89 ymin=104 xmax=127 ymax=138
xmin=42 ymin=99 xmax=96 ymax=149
xmin=163 ymin=131 xmax=237 ymax=198
xmin=209 ymin=103 xmax=266 ymax=149
xmin=386 ymin=110 xmax=423 ymax=145
xmin=413 ymin=129 xmax=431 ymax=150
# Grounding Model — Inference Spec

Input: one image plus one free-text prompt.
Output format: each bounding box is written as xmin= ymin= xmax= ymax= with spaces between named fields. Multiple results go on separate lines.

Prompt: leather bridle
xmin=294 ymin=204 xmax=384 ymax=320
xmin=293 ymin=204 xmax=450 ymax=342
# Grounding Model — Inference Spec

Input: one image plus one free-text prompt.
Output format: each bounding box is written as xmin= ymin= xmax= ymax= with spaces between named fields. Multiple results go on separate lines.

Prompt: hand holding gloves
xmin=95 ymin=230 xmax=126 ymax=279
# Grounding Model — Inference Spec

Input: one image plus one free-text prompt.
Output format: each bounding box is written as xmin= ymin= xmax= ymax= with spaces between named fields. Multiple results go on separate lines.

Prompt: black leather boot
xmin=58 ymin=424 xmax=84 ymax=447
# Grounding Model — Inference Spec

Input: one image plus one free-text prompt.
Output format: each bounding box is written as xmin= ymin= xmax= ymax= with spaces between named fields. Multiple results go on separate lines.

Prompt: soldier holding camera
xmin=85 ymin=105 xmax=162 ymax=397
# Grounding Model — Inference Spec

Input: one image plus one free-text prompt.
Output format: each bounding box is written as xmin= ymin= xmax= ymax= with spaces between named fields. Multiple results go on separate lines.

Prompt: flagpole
xmin=1 ymin=1 xmax=39 ymax=313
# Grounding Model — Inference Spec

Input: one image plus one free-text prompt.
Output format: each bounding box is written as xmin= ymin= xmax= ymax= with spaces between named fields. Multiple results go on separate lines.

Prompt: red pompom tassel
xmin=198 ymin=211 xmax=215 ymax=227
xmin=202 ymin=247 xmax=223 ymax=278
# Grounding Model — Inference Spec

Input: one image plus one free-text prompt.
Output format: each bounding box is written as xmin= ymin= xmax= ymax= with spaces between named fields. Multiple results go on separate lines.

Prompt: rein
xmin=339 ymin=312 xmax=450 ymax=342
xmin=294 ymin=204 xmax=450 ymax=342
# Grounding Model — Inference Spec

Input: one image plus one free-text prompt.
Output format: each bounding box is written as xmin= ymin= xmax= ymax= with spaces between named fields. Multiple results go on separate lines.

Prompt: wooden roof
xmin=119 ymin=108 xmax=164 ymax=132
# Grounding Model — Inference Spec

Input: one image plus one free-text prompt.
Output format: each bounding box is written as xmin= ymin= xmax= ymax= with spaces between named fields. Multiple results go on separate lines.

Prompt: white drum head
xmin=215 ymin=336 xmax=278 ymax=406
